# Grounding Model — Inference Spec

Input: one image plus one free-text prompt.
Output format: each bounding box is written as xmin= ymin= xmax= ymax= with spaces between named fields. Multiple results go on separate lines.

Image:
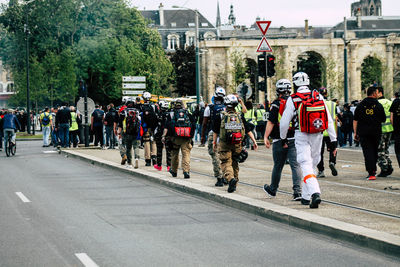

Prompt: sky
xmin=133 ymin=0 xmax=400 ymax=27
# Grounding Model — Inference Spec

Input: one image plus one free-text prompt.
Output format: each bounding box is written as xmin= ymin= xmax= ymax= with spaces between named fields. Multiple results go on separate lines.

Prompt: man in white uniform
xmin=280 ymin=72 xmax=337 ymax=208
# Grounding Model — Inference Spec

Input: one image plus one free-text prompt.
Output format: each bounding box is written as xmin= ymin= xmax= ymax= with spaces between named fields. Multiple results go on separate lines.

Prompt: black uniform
xmin=354 ymin=97 xmax=386 ymax=176
xmin=154 ymin=109 xmax=172 ymax=168
xmin=390 ymin=98 xmax=400 ymax=167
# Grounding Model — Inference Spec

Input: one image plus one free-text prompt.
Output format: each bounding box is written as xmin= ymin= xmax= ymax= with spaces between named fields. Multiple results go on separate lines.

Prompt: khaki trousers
xmin=143 ymin=129 xmax=157 ymax=160
xmin=171 ymin=137 xmax=192 ymax=173
xmin=218 ymin=141 xmax=242 ymax=181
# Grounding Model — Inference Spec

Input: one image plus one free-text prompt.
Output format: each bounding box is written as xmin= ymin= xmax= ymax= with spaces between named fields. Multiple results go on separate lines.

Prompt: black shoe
xmin=169 ymin=170 xmax=177 ymax=177
xmin=329 ymin=163 xmax=338 ymax=176
xmin=310 ymin=193 xmax=321 ymax=209
xmin=293 ymin=193 xmax=302 ymax=201
xmin=151 ymin=156 xmax=157 ymax=166
xmin=227 ymin=178 xmax=237 ymax=193
xmin=223 ymin=178 xmax=229 ymax=185
xmin=387 ymin=167 xmax=393 ymax=176
xmin=145 ymin=159 xmax=151 ymax=166
xmin=263 ymin=184 xmax=276 ymax=197
xmin=377 ymin=171 xmax=388 ymax=177
xmin=183 ymin=172 xmax=190 ymax=179
xmin=301 ymin=198 xmax=310 ymax=205
xmin=215 ymin=178 xmax=224 ymax=187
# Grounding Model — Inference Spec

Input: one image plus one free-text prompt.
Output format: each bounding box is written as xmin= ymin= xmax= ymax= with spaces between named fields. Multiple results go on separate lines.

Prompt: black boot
xmin=169 ymin=169 xmax=177 ymax=177
xmin=145 ymin=159 xmax=151 ymax=166
xmin=215 ymin=178 xmax=224 ymax=187
xmin=151 ymin=156 xmax=157 ymax=166
xmin=310 ymin=193 xmax=321 ymax=209
xmin=183 ymin=172 xmax=190 ymax=179
xmin=227 ymin=178 xmax=237 ymax=193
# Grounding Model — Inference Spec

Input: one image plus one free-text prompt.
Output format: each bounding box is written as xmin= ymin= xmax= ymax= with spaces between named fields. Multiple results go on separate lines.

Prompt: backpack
xmin=141 ymin=103 xmax=158 ymax=129
xmin=124 ymin=109 xmax=140 ymax=136
xmin=292 ymin=90 xmax=328 ymax=134
xmin=42 ymin=113 xmax=50 ymax=126
xmin=220 ymin=111 xmax=245 ymax=144
xmin=208 ymin=103 xmax=225 ymax=131
xmin=172 ymin=109 xmax=192 ymax=138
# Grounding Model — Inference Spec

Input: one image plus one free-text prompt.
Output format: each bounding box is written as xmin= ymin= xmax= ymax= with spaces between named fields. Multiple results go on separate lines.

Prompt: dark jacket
xmin=354 ymin=97 xmax=386 ymax=136
xmin=2 ymin=114 xmax=20 ymax=130
xmin=56 ymin=107 xmax=72 ymax=127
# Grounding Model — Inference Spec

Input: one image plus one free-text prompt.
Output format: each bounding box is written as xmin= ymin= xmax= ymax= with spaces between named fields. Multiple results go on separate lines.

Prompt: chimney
xmin=356 ymin=8 xmax=362 ymax=28
xmin=305 ymin=19 xmax=309 ymax=37
xmin=159 ymin=3 xmax=164 ymax=26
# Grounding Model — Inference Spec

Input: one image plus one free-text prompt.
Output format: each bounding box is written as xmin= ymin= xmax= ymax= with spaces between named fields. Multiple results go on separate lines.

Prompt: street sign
xmin=122 ymin=90 xmax=144 ymax=95
xmin=236 ymin=82 xmax=252 ymax=100
xmin=256 ymin=21 xmax=271 ymax=35
xmin=257 ymin=37 xmax=272 ymax=52
xmin=76 ymin=97 xmax=95 ymax=125
xmin=122 ymin=83 xmax=146 ymax=89
xmin=122 ymin=76 xmax=146 ymax=82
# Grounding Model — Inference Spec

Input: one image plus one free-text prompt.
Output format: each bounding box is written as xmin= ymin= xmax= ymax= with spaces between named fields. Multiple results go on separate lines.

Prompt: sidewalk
xmin=61 ymin=145 xmax=400 ymax=257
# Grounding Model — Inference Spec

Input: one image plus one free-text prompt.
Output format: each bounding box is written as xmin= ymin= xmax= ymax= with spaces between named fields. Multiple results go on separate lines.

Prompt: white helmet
xmin=143 ymin=92 xmax=151 ymax=100
xmin=159 ymin=101 xmax=169 ymax=110
xmin=276 ymin=79 xmax=292 ymax=95
xmin=224 ymin=94 xmax=238 ymax=108
xmin=293 ymin=72 xmax=310 ymax=87
xmin=215 ymin=86 xmax=226 ymax=98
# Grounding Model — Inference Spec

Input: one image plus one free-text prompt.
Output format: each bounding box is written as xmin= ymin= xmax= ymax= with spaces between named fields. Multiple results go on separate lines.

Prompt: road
xmin=0 ymin=141 xmax=399 ymax=266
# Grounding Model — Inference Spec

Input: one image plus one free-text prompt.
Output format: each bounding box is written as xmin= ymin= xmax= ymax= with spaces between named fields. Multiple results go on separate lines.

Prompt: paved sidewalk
xmin=61 ymin=145 xmax=400 ymax=257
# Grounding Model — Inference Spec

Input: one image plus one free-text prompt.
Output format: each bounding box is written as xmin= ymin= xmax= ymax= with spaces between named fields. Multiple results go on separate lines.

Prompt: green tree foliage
xmin=361 ymin=56 xmax=382 ymax=90
xmin=230 ymin=49 xmax=248 ymax=88
xmin=168 ymin=46 xmax=195 ymax=96
xmin=0 ymin=0 xmax=173 ymax=107
xmin=296 ymin=52 xmax=326 ymax=90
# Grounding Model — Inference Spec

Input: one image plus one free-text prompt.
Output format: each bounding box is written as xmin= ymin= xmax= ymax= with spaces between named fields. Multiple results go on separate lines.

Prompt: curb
xmin=62 ymin=150 xmax=400 ymax=258
xmin=16 ymin=138 xmax=42 ymax=141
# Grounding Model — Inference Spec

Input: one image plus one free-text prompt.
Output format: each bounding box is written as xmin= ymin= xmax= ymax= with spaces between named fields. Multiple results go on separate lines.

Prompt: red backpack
xmin=291 ymin=90 xmax=328 ymax=134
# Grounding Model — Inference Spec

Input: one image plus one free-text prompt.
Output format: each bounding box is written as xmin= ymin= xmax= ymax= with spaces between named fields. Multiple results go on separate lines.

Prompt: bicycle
xmin=5 ymin=133 xmax=16 ymax=157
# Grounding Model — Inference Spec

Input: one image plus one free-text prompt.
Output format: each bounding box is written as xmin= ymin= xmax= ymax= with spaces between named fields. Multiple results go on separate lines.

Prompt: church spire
xmin=216 ymin=1 xmax=221 ymax=28
xmin=228 ymin=4 xmax=236 ymax=25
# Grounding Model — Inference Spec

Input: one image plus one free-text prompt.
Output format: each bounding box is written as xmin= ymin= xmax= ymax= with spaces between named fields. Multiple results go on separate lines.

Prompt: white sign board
xmin=122 ymin=76 xmax=146 ymax=82
xmin=76 ymin=97 xmax=96 ymax=125
xmin=236 ymin=83 xmax=252 ymax=100
xmin=122 ymin=83 xmax=146 ymax=89
xmin=122 ymin=90 xmax=144 ymax=95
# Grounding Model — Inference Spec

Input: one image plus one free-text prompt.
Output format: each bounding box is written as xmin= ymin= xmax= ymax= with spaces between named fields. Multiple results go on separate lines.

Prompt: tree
xmin=230 ymin=49 xmax=248 ymax=88
xmin=168 ymin=46 xmax=195 ymax=96
xmin=361 ymin=56 xmax=382 ymax=90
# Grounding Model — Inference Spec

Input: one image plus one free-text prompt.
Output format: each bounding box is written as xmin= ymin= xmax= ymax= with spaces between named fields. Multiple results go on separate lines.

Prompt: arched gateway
xmin=199 ymin=36 xmax=400 ymax=103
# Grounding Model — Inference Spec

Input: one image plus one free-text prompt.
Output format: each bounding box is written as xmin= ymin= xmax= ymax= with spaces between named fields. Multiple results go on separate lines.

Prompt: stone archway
xmin=361 ymin=55 xmax=383 ymax=93
xmin=294 ymin=51 xmax=327 ymax=90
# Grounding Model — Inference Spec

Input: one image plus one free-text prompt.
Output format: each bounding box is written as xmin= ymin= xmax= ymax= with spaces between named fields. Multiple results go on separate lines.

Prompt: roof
xmin=141 ymin=9 xmax=215 ymax=29
xmin=327 ymin=16 xmax=400 ymax=33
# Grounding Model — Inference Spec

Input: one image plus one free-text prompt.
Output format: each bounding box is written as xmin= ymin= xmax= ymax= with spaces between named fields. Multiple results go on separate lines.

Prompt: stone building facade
xmin=351 ymin=0 xmax=382 ymax=16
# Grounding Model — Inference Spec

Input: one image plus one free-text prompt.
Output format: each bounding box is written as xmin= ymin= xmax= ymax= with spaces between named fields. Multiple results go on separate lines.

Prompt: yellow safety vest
xmin=256 ymin=109 xmax=265 ymax=121
xmin=378 ymin=98 xmax=394 ymax=133
xmin=69 ymin=112 xmax=79 ymax=131
xmin=323 ymin=100 xmax=336 ymax=137
xmin=244 ymin=109 xmax=257 ymax=126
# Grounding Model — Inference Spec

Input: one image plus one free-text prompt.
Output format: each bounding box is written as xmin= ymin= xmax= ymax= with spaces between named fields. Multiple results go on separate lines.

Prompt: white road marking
xmin=15 ymin=192 xmax=31 ymax=203
xmin=43 ymin=151 xmax=58 ymax=154
xmin=75 ymin=253 xmax=99 ymax=267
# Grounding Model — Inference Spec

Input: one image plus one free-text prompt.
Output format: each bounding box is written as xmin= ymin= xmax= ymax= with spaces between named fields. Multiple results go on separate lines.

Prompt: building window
xmin=188 ymin=23 xmax=195 ymax=27
xmin=370 ymin=5 xmax=375 ymax=15
xmin=201 ymin=23 xmax=208 ymax=27
xmin=168 ymin=34 xmax=180 ymax=50
xmin=171 ymin=22 xmax=176 ymax=27
xmin=6 ymin=83 xmax=14 ymax=93
xmin=0 ymin=83 xmax=3 ymax=93
xmin=203 ymin=31 xmax=216 ymax=41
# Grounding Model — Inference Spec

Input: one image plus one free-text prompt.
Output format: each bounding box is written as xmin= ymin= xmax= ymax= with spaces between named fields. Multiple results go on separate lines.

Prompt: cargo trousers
xmin=143 ymin=129 xmax=157 ymax=161
xmin=218 ymin=141 xmax=242 ymax=182
xmin=170 ymin=137 xmax=192 ymax=173
xmin=377 ymin=132 xmax=392 ymax=172
xmin=207 ymin=131 xmax=222 ymax=178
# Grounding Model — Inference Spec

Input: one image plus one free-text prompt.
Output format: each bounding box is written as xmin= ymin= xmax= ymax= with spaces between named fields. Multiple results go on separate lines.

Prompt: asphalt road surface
xmin=0 ymin=141 xmax=399 ymax=267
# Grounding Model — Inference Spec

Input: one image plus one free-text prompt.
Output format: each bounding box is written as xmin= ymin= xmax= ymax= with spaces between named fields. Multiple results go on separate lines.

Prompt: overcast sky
xmin=133 ymin=0 xmax=400 ymax=27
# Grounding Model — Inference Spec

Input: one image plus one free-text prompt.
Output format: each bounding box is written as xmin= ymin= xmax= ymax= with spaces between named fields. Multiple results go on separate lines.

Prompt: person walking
xmin=39 ymin=107 xmax=52 ymax=147
xmin=340 ymin=103 xmax=354 ymax=147
xmin=163 ymin=99 xmax=195 ymax=179
xmin=141 ymin=92 xmax=159 ymax=166
xmin=69 ymin=106 xmax=80 ymax=148
xmin=55 ymin=104 xmax=71 ymax=148
xmin=353 ymin=86 xmax=386 ymax=180
xmin=377 ymin=87 xmax=394 ymax=177
xmin=390 ymin=91 xmax=400 ymax=168
xmin=91 ymin=105 xmax=105 ymax=148
xmin=263 ymin=79 xmax=302 ymax=201
xmin=280 ymin=72 xmax=337 ymax=209
xmin=105 ymin=104 xmax=117 ymax=149
xmin=213 ymin=95 xmax=258 ymax=193
xmin=154 ymin=101 xmax=172 ymax=171
xmin=201 ymin=87 xmax=226 ymax=186
xmin=316 ymin=87 xmax=338 ymax=178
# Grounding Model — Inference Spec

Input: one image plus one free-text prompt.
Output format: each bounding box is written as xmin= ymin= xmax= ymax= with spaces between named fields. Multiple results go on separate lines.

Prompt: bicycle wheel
xmin=5 ymin=141 xmax=10 ymax=157
xmin=11 ymin=142 xmax=16 ymax=156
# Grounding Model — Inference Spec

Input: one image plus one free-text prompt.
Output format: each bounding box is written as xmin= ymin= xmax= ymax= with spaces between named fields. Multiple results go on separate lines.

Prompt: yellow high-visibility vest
xmin=378 ymin=98 xmax=394 ymax=133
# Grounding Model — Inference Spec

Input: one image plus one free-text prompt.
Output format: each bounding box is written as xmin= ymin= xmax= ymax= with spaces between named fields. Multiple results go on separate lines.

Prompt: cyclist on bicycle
xmin=2 ymin=109 xmax=20 ymax=149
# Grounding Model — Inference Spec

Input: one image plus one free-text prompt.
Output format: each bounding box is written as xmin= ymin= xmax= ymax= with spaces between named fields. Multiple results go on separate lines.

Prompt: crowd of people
xmin=1 ymin=72 xmax=399 ymax=209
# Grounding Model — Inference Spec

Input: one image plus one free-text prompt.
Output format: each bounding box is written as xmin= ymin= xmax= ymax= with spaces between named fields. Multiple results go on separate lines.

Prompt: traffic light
xmin=258 ymin=81 xmax=266 ymax=92
xmin=257 ymin=54 xmax=266 ymax=77
xmin=267 ymin=55 xmax=275 ymax=77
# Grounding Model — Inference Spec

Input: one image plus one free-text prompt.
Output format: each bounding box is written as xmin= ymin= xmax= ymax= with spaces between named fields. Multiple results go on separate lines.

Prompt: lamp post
xmin=22 ymin=0 xmax=39 ymax=134
xmin=343 ymin=17 xmax=349 ymax=103
xmin=172 ymin=6 xmax=201 ymax=105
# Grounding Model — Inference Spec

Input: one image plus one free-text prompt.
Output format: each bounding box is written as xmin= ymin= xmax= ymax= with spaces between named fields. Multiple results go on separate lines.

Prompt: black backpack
xmin=125 ymin=109 xmax=140 ymax=136
xmin=172 ymin=109 xmax=192 ymax=138
xmin=141 ymin=103 xmax=158 ymax=129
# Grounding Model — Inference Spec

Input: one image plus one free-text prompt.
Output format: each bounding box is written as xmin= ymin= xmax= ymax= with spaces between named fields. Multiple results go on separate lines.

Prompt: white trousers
xmin=294 ymin=132 xmax=323 ymax=200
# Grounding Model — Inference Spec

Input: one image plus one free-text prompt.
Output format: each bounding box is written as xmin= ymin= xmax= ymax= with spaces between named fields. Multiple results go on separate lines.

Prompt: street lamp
xmin=22 ymin=0 xmax=40 ymax=134
xmin=343 ymin=17 xmax=349 ymax=103
xmin=172 ymin=6 xmax=201 ymax=105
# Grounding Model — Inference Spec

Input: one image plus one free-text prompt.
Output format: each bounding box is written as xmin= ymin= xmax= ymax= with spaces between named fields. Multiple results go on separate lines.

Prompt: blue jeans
xmin=105 ymin=125 xmax=115 ymax=148
xmin=42 ymin=126 xmax=51 ymax=146
xmin=58 ymin=123 xmax=70 ymax=148
xmin=51 ymin=128 xmax=59 ymax=147
xmin=269 ymin=139 xmax=301 ymax=195
xmin=3 ymin=128 xmax=15 ymax=149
